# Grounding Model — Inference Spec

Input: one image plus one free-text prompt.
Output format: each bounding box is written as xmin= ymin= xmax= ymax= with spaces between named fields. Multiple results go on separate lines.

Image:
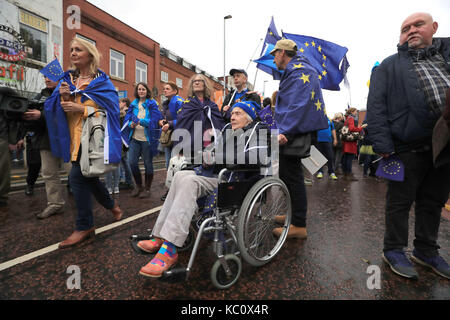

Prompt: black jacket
xmin=221 ymin=89 xmax=262 ymax=122
xmin=367 ymin=37 xmax=450 ymax=154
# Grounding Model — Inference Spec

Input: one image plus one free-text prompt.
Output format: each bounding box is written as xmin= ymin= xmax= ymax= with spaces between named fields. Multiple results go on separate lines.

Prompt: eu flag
xmin=375 ymin=155 xmax=405 ymax=182
xmin=256 ymin=17 xmax=283 ymax=80
xmin=282 ymin=32 xmax=349 ymax=91
xmin=39 ymin=58 xmax=64 ymax=82
xmin=253 ymin=43 xmax=283 ymax=80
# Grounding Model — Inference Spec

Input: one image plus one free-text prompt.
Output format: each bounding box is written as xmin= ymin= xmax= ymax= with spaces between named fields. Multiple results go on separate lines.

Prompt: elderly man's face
xmin=230 ymin=107 xmax=251 ymax=130
xmin=399 ymin=13 xmax=437 ymax=49
xmin=232 ymin=72 xmax=247 ymax=89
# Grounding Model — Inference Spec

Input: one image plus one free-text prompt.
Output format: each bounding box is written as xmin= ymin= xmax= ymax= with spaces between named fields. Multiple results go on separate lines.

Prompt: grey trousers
xmin=152 ymin=170 xmax=219 ymax=247
xmin=40 ymin=149 xmax=72 ymax=208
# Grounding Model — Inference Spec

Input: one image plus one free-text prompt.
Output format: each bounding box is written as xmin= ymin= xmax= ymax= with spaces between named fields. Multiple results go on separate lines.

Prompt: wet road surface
xmin=0 ymin=163 xmax=449 ymax=300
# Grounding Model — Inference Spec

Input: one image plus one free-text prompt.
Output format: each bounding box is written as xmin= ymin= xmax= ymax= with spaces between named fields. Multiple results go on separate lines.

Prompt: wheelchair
xmin=131 ymin=165 xmax=292 ymax=289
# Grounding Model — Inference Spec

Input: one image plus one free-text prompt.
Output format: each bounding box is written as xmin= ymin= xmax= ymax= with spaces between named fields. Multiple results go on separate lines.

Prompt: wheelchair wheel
xmin=236 ymin=177 xmax=291 ymax=267
xmin=210 ymin=254 xmax=242 ymax=290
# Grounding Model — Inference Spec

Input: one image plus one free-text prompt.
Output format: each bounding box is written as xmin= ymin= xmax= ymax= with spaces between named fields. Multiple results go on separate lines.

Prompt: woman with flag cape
xmin=44 ymin=37 xmax=123 ymax=248
xmin=124 ymin=82 xmax=163 ymax=198
xmin=173 ymin=74 xmax=225 ymax=164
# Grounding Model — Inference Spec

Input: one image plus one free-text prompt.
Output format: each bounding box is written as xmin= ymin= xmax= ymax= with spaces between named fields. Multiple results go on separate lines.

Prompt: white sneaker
xmin=114 ymin=187 xmax=120 ymax=194
xmin=107 ymin=188 xmax=113 ymax=195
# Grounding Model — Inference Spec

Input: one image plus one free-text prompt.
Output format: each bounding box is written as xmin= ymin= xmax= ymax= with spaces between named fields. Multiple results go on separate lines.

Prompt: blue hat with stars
xmin=231 ymin=101 xmax=259 ymax=120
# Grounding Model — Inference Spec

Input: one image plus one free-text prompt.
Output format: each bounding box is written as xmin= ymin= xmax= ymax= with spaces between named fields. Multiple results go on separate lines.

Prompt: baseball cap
xmin=270 ymin=39 xmax=298 ymax=56
xmin=229 ymin=68 xmax=248 ymax=77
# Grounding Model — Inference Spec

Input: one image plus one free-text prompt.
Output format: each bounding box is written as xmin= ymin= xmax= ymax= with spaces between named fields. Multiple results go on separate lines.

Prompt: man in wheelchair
xmin=138 ymin=101 xmax=271 ymax=278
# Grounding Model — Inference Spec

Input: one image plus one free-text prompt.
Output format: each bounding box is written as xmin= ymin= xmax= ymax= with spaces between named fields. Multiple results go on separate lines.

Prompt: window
xmin=136 ymin=60 xmax=147 ymax=83
xmin=110 ymin=49 xmax=124 ymax=79
xmin=19 ymin=9 xmax=48 ymax=63
xmin=76 ymin=34 xmax=96 ymax=46
xmin=161 ymin=71 xmax=168 ymax=83
xmin=176 ymin=78 xmax=183 ymax=89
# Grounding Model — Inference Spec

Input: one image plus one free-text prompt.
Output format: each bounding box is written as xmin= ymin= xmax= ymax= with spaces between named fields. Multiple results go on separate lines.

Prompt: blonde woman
xmin=45 ymin=37 xmax=123 ymax=248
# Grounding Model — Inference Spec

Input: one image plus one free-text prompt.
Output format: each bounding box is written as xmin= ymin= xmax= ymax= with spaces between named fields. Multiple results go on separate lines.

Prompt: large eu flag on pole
xmin=255 ymin=17 xmax=283 ymax=80
xmin=282 ymin=32 xmax=349 ymax=91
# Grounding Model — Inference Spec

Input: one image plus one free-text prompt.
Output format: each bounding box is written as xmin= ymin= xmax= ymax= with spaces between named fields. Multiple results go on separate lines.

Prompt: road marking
xmin=0 ymin=205 xmax=162 ymax=272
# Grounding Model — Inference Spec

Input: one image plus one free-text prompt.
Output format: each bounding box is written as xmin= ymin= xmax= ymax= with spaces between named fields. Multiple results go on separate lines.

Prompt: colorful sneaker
xmin=317 ymin=172 xmax=323 ymax=179
xmin=411 ymin=249 xmax=450 ymax=279
xmin=139 ymin=241 xmax=178 ymax=278
xmin=330 ymin=173 xmax=338 ymax=180
xmin=382 ymin=250 xmax=418 ymax=279
xmin=137 ymin=237 xmax=164 ymax=253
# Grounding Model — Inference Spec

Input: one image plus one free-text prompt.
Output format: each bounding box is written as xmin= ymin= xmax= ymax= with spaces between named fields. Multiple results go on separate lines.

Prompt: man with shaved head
xmin=367 ymin=12 xmax=450 ymax=280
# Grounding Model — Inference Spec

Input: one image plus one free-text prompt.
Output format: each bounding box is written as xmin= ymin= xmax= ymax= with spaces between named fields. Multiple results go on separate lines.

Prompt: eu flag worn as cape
xmin=174 ymin=97 xmax=226 ymax=162
xmin=282 ymin=32 xmax=349 ymax=91
xmin=44 ymin=70 xmax=122 ymax=163
xmin=40 ymin=58 xmax=64 ymax=82
xmin=275 ymin=54 xmax=329 ymax=135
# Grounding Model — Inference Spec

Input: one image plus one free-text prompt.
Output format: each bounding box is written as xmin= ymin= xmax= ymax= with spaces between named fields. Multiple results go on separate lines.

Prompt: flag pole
xmin=246 ymin=38 xmax=264 ymax=72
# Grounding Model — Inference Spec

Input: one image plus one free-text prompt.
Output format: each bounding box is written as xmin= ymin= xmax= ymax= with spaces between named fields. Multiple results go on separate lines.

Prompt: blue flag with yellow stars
xmin=375 ymin=155 xmax=405 ymax=181
xmin=254 ymin=43 xmax=283 ymax=80
xmin=39 ymin=58 xmax=64 ymax=82
xmin=275 ymin=53 xmax=329 ymax=135
xmin=282 ymin=32 xmax=349 ymax=91
xmin=256 ymin=17 xmax=283 ymax=80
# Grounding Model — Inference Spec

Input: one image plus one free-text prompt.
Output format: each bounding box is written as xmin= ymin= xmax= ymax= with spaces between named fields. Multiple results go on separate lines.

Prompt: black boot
xmin=25 ymin=184 xmax=34 ymax=196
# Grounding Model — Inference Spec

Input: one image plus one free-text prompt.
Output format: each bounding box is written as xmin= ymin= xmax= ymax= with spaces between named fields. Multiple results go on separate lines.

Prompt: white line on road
xmin=0 ymin=205 xmax=162 ymax=272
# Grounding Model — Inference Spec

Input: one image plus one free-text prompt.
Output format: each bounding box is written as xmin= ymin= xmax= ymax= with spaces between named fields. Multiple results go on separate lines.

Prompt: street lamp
xmin=263 ymin=80 xmax=268 ymax=97
xmin=223 ymin=15 xmax=232 ymax=100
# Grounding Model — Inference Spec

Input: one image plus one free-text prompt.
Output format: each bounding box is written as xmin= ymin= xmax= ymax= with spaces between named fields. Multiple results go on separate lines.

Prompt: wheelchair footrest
xmin=160 ymin=264 xmax=188 ymax=283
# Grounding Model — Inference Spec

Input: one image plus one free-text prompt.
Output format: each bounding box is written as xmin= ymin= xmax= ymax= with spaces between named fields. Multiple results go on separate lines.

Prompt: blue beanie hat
xmin=231 ymin=101 xmax=259 ymax=120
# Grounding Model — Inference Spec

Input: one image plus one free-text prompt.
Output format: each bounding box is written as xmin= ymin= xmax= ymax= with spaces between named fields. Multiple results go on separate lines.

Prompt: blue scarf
xmin=44 ymin=70 xmax=122 ymax=163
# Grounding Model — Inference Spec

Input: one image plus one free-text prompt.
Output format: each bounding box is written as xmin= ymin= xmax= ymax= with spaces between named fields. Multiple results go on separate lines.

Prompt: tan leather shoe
xmin=273 ymin=224 xmax=307 ymax=239
xmin=111 ymin=205 xmax=123 ymax=221
xmin=59 ymin=228 xmax=95 ymax=249
xmin=274 ymin=215 xmax=287 ymax=224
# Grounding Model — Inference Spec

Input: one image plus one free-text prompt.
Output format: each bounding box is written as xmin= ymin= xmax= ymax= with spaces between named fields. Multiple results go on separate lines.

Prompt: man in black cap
xmin=222 ymin=68 xmax=261 ymax=122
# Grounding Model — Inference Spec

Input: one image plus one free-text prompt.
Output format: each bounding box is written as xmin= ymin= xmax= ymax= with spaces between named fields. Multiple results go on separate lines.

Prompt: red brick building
xmin=63 ymin=0 xmax=224 ymax=105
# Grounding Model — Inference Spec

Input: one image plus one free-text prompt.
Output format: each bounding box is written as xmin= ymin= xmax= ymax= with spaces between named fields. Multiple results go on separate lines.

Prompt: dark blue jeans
xmin=342 ymin=153 xmax=354 ymax=174
xmin=383 ymin=150 xmax=450 ymax=256
xmin=279 ymin=154 xmax=307 ymax=227
xmin=316 ymin=142 xmax=335 ymax=174
xmin=128 ymin=138 xmax=154 ymax=185
xmin=69 ymin=163 xmax=115 ymax=231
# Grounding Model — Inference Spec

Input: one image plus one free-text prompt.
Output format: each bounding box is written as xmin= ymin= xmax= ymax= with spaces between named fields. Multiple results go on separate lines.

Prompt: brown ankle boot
xmin=139 ymin=174 xmax=153 ymax=199
xmin=131 ymin=186 xmax=142 ymax=197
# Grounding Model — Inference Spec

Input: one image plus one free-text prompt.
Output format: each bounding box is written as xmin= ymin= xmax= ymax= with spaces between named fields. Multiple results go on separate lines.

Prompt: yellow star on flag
xmin=299 ymin=73 xmax=310 ymax=84
xmin=311 ymin=90 xmax=315 ymax=100
xmin=322 ymin=63 xmax=326 ymax=68
xmin=299 ymin=48 xmax=305 ymax=53
xmin=315 ymin=99 xmax=322 ymax=111
xmin=311 ymin=41 xmax=316 ymax=47
xmin=304 ymin=42 xmax=309 ymax=47
xmin=293 ymin=62 xmax=304 ymax=69
xmin=322 ymin=70 xmax=327 ymax=76
xmin=318 ymin=75 xmax=322 ymax=80
xmin=269 ymin=31 xmax=273 ymax=35
xmin=322 ymin=54 xmax=327 ymax=60
xmin=318 ymin=45 xmax=322 ymax=52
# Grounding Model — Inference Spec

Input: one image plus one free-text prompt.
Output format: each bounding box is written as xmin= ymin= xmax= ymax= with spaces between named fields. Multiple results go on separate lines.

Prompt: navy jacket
xmin=367 ymin=37 xmax=450 ymax=154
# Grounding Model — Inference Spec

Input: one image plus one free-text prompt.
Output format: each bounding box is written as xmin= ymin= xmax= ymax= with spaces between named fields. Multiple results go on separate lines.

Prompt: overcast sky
xmin=88 ymin=0 xmax=449 ymax=116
